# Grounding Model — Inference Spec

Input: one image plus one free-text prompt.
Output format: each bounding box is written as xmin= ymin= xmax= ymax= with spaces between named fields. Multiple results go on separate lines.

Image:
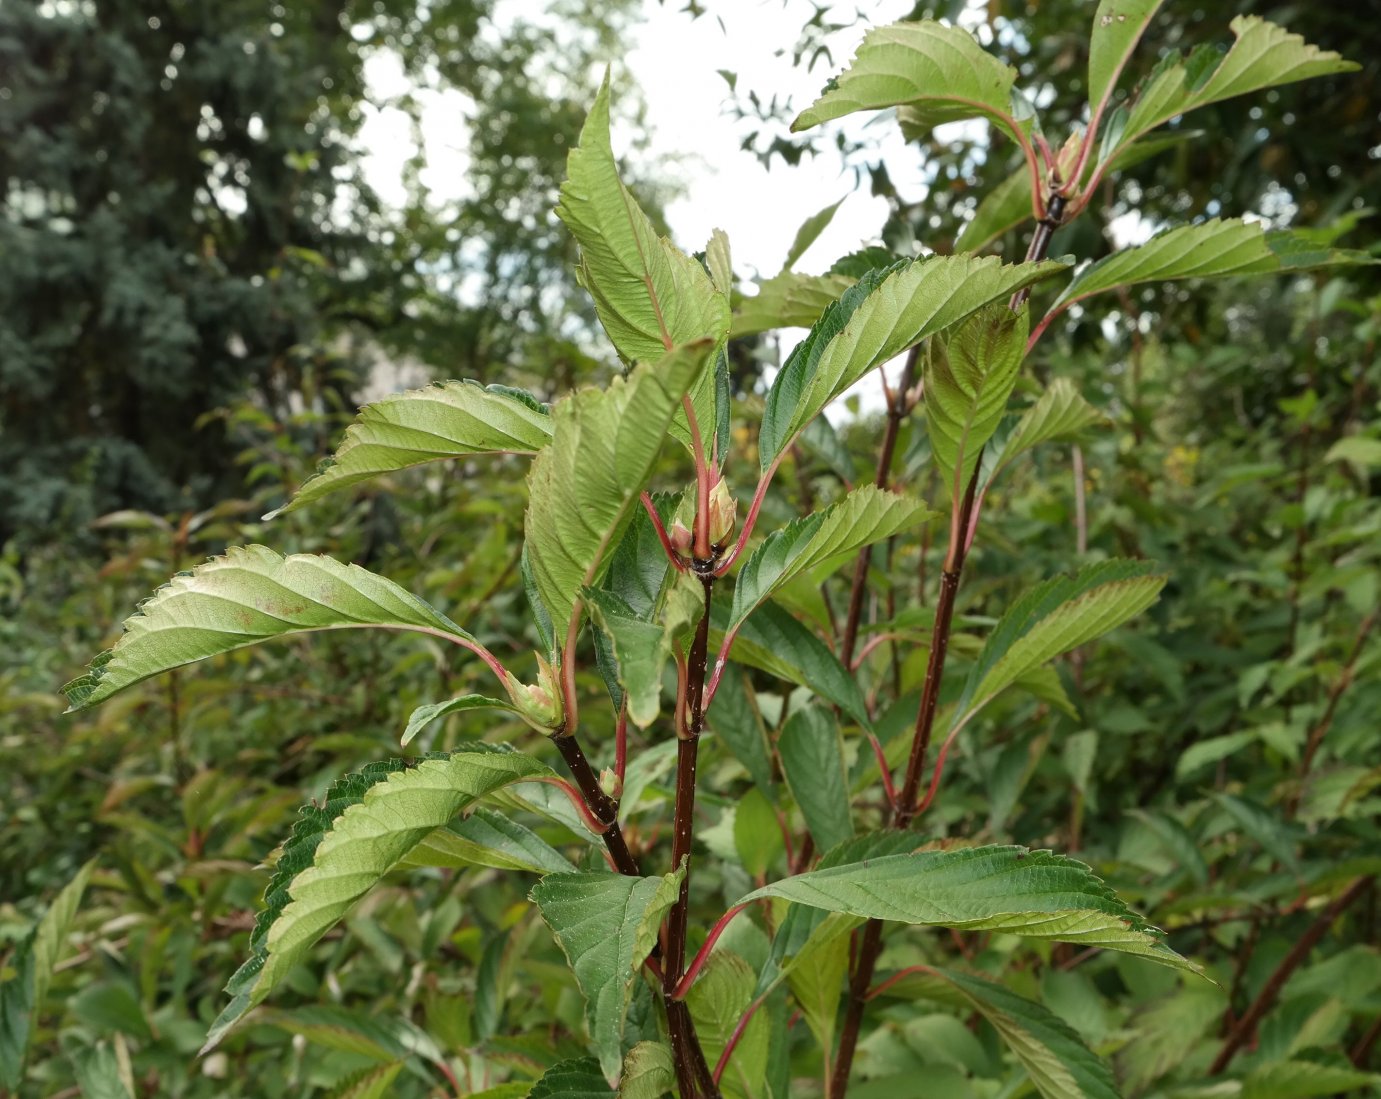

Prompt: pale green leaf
xmin=585 ymin=574 xmax=702 ymax=728
xmin=1088 ymin=1 xmax=1166 ymax=114
xmin=1241 ymin=1060 xmax=1380 ymax=1099
xmin=265 ymin=381 xmax=551 ymax=518
xmin=530 ymin=869 xmax=683 ymax=1085
xmin=728 ymin=486 xmax=933 ymax=629
xmin=783 ymin=197 xmax=846 ymax=270
xmin=778 ymin=706 xmax=854 ymax=854
xmin=955 ymin=166 xmax=1034 ymax=254
xmin=0 ymin=860 xmax=96 ymax=1089
xmin=1325 ymin=436 xmax=1381 ymax=467
xmin=69 ymin=1043 xmax=134 ymax=1099
xmin=785 ymin=927 xmax=850 ymax=1058
xmin=401 ymin=695 xmax=516 ymax=747
xmin=688 ymin=951 xmax=769 ymax=1099
xmin=706 ymin=228 xmax=733 ymax=298
xmin=990 ymin=378 xmax=1107 ymax=481
xmin=621 ymin=1041 xmax=675 ymax=1099
xmin=525 ymin=345 xmax=709 ymax=633
xmin=734 ymin=788 xmax=784 ymax=878
xmin=399 ymin=808 xmax=576 ymax=875
xmin=557 ymin=76 xmax=728 ymax=363
xmin=732 ymin=270 xmax=855 ymax=338
xmin=955 ymin=560 xmax=1166 ymax=726
xmin=737 ymin=844 xmax=1200 ymax=973
xmin=1054 ymin=218 xmax=1375 ymax=311
xmin=204 ymin=748 xmax=552 ymax=1049
xmin=880 ymin=966 xmax=1121 ymax=1099
xmin=925 ymin=304 xmax=1029 ymax=504
xmin=1117 ymin=17 xmax=1359 ymax=154
xmin=528 ymin=1056 xmax=615 ymax=1099
xmin=63 ymin=546 xmax=480 ymax=712
xmin=792 ymin=20 xmax=1022 ymax=141
xmin=759 ymin=254 xmax=1066 ymax=470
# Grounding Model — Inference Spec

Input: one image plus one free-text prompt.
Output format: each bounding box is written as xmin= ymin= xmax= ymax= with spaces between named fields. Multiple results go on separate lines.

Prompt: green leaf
xmin=925 ymin=304 xmax=1029 ymax=504
xmin=783 ymin=197 xmax=846 ymax=270
xmin=732 ymin=270 xmax=854 ymax=338
xmin=713 ymin=601 xmax=870 ymax=728
xmin=400 ymin=807 xmax=576 ymax=875
xmin=68 ymin=1042 xmax=134 ymax=1099
xmin=530 ymin=868 xmax=683 ymax=1085
xmin=778 ymin=706 xmax=854 ymax=854
xmin=204 ymin=747 xmax=552 ymax=1049
xmin=557 ymin=76 xmax=729 ymax=364
xmin=1211 ymin=792 xmax=1301 ymax=874
xmin=1053 ymin=218 xmax=1375 ymax=313
xmin=1116 ymin=17 xmax=1359 ymax=154
xmin=955 ymin=166 xmax=1034 ymax=254
xmin=401 ymin=695 xmax=517 ymax=747
xmin=759 ymin=254 xmax=1065 ymax=470
xmin=0 ymin=860 xmax=96 ymax=1090
xmin=528 ymin=1057 xmax=616 ymax=1099
xmin=785 ymin=927 xmax=850 ymax=1058
xmin=955 ymin=561 xmax=1166 ymax=728
xmin=729 ymin=486 xmax=932 ymax=629
xmin=734 ymin=788 xmax=784 ymax=879
xmin=989 ymin=378 xmax=1107 ymax=481
xmin=63 ymin=546 xmax=484 ymax=713
xmin=620 ymin=1041 xmax=675 ymax=1099
xmin=1241 ymin=1060 xmax=1380 ymax=1099
xmin=881 ymin=966 xmax=1121 ymax=1099
xmin=705 ymin=227 xmax=733 ymax=298
xmin=687 ymin=951 xmax=769 ymax=1099
xmin=737 ymin=844 xmax=1200 ymax=973
xmin=1125 ymin=810 xmax=1210 ymax=888
xmin=1325 ymin=436 xmax=1381 ymax=467
xmin=525 ymin=345 xmax=709 ymax=633
xmin=325 ymin=1062 xmax=405 ymax=1099
xmin=585 ymin=575 xmax=701 ymax=728
xmin=1088 ymin=1 xmax=1166 ymax=114
xmin=708 ymin=664 xmax=776 ymax=796
xmin=264 ymin=381 xmax=551 ymax=518
xmin=792 ymin=20 xmax=1023 ymax=142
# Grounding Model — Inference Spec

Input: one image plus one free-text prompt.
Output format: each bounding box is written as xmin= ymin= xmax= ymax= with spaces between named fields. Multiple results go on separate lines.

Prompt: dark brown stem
xmin=840 ymin=347 xmax=920 ymax=668
xmin=553 ymin=734 xmax=640 ymax=877
xmin=1210 ymin=876 xmax=1372 ymax=1074
xmin=663 ymin=573 xmax=721 ymax=1099
xmin=832 ymin=193 xmax=1068 ymax=1099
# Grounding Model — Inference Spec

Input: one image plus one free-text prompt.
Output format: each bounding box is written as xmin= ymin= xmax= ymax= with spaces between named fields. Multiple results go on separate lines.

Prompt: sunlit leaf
xmin=265 ymin=381 xmax=551 ymax=518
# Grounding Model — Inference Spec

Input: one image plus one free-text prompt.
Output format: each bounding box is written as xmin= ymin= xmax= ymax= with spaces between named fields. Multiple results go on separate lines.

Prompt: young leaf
xmin=881 ymin=966 xmax=1121 ymax=1099
xmin=1053 ymin=218 xmax=1375 ymax=313
xmin=1088 ymin=1 xmax=1166 ymax=115
xmin=400 ymin=807 xmax=576 ymax=875
xmin=63 ymin=546 xmax=488 ymax=713
xmin=557 ymin=76 xmax=728 ymax=364
xmin=925 ymin=304 xmax=1029 ymax=504
xmin=728 ymin=486 xmax=933 ymax=629
xmin=585 ymin=576 xmax=700 ymax=728
xmin=204 ymin=747 xmax=553 ymax=1049
xmin=401 ymin=695 xmax=518 ymax=747
xmin=736 ymin=844 xmax=1200 ymax=973
xmin=530 ymin=868 xmax=684 ymax=1085
xmin=712 ymin=601 xmax=870 ymax=729
xmin=1114 ymin=17 xmax=1358 ymax=156
xmin=778 ymin=706 xmax=854 ymax=854
xmin=988 ymin=378 xmax=1107 ymax=481
xmin=792 ymin=20 xmax=1023 ymax=143
xmin=686 ymin=950 xmax=769 ymax=1099
xmin=621 ymin=1041 xmax=675 ymax=1099
xmin=732 ymin=270 xmax=855 ymax=338
xmin=264 ymin=381 xmax=552 ymax=518
xmin=759 ymin=254 xmax=1066 ymax=470
xmin=783 ymin=197 xmax=846 ymax=270
xmin=954 ymin=560 xmax=1166 ymax=727
xmin=0 ymin=860 xmax=96 ymax=1090
xmin=525 ymin=345 xmax=709 ymax=633
xmin=528 ymin=1057 xmax=616 ymax=1099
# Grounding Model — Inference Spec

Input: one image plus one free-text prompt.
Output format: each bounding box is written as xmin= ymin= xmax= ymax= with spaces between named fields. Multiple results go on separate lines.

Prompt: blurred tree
xmin=0 ymin=0 xmax=638 ymax=543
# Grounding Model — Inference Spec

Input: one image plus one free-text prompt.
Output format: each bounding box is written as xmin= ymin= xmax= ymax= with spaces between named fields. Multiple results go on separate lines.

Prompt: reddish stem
xmin=642 ymin=491 xmax=689 ymax=571
xmin=671 ymin=904 xmax=750 ymax=1000
xmin=718 ymin=451 xmax=785 ymax=575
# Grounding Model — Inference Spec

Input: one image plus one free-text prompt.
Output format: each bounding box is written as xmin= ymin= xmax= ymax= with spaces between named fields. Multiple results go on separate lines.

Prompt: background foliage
xmin=2 ymin=0 xmax=1379 ymax=1096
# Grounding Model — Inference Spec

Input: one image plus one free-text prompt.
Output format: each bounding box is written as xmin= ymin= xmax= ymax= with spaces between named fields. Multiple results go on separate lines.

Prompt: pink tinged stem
xmin=560 ymin=603 xmax=583 ymax=736
xmin=614 ymin=704 xmax=629 ymax=787
xmin=867 ymin=963 xmax=938 ymax=1002
xmin=642 ymin=492 xmax=689 ymax=571
xmin=683 ymin=395 xmax=713 ymax=560
xmin=913 ymin=722 xmax=967 ymax=816
xmin=527 ymin=775 xmax=613 ymax=835
xmin=718 ymin=450 xmax=785 ymax=575
xmin=713 ymin=990 xmax=771 ymax=1084
xmin=867 ymin=733 xmax=898 ymax=811
xmin=670 ymin=904 xmax=750 ymax=1000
